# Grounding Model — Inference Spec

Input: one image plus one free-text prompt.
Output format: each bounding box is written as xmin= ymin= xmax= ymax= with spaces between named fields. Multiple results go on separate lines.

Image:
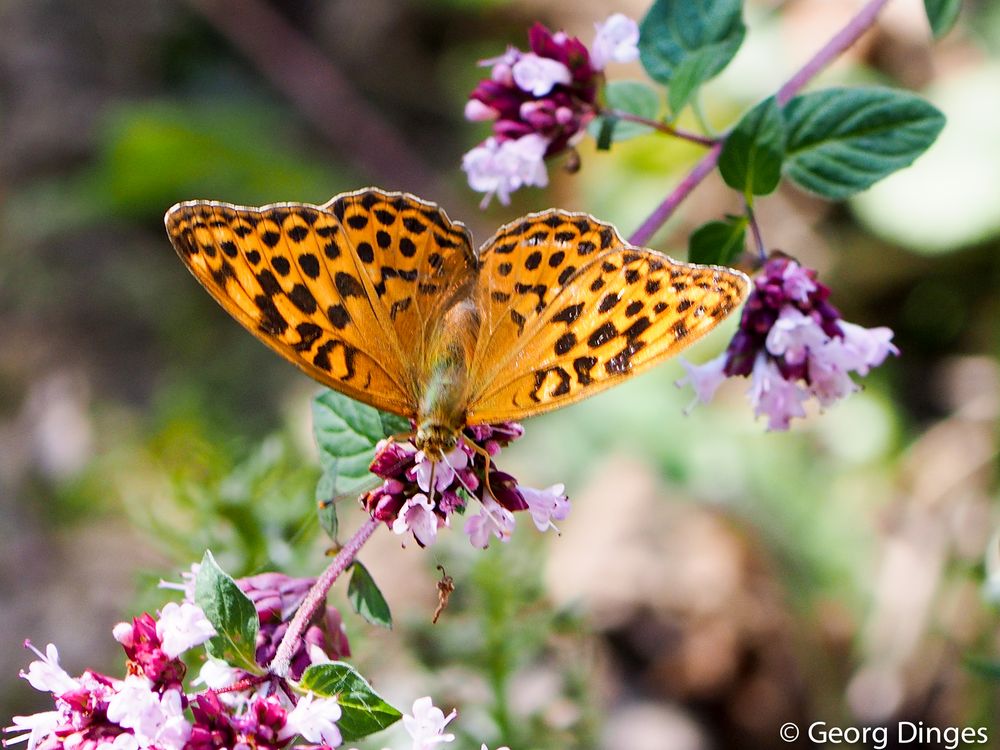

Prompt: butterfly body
xmin=165 ymin=188 xmax=750 ymax=462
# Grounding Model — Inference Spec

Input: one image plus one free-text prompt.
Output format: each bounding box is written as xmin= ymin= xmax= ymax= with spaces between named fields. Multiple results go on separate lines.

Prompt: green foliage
xmin=85 ymin=101 xmax=343 ymax=218
xmin=719 ymin=96 xmax=786 ymax=199
xmin=299 ymin=662 xmax=402 ymax=741
xmin=688 ymin=216 xmax=748 ymax=266
xmin=782 ymin=87 xmax=946 ymax=199
xmin=924 ymin=0 xmax=962 ymax=38
xmin=592 ymin=81 xmax=662 ymax=144
xmin=311 ymin=389 xmax=409 ymax=535
xmin=638 ymin=0 xmax=746 ymax=114
xmin=195 ymin=551 xmax=260 ymax=672
xmin=347 ymin=562 xmax=393 ymax=629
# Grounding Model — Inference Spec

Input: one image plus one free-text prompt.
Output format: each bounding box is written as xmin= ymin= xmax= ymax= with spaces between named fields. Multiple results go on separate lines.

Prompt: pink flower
xmin=155 ymin=602 xmax=216 ymax=659
xmin=677 ymin=256 xmax=898 ymax=430
xmin=19 ymin=643 xmax=79 ymax=695
xmin=401 ymin=697 xmax=456 ymax=750
xmin=519 ymin=484 xmax=569 ymax=532
xmin=392 ymin=494 xmax=440 ymax=547
xmin=591 ymin=14 xmax=640 ymax=70
xmin=511 ymin=53 xmax=572 ymax=96
xmin=462 ymin=134 xmax=550 ymax=207
xmin=282 ymin=693 xmax=342 ymax=748
xmin=464 ymin=498 xmax=516 ymax=549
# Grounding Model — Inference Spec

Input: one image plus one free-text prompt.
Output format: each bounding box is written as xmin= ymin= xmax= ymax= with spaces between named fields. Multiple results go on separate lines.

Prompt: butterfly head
xmin=414 ymin=421 xmax=459 ymax=462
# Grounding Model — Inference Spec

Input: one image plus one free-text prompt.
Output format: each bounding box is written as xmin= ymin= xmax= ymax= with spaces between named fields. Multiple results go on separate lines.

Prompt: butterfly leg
xmin=466 ymin=440 xmax=497 ymax=501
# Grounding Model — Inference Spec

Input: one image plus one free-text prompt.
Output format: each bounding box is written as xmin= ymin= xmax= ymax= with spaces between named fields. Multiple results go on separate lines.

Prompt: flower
xmin=463 ymin=20 xmax=615 ymax=203
xmin=155 ymin=602 xmax=216 ymax=659
xmin=464 ymin=497 xmax=516 ymax=549
xmin=105 ymin=678 xmax=191 ymax=750
xmin=677 ymin=256 xmax=899 ymax=430
xmin=461 ymin=134 xmax=549 ymax=207
xmin=401 ymin=697 xmax=456 ymax=750
xmin=520 ymin=483 xmax=569 ymax=532
xmin=282 ymin=693 xmax=342 ymax=748
xmin=392 ymin=493 xmax=440 ymax=547
xmin=19 ymin=643 xmax=79 ymax=695
xmin=114 ymin=614 xmax=186 ymax=688
xmin=591 ymin=14 xmax=640 ymax=70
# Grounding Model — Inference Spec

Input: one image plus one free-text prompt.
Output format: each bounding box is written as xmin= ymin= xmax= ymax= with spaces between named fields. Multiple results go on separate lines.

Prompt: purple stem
xmin=627 ymin=0 xmax=891 ymax=247
xmin=268 ymin=516 xmax=380 ymax=679
xmin=605 ymin=109 xmax=718 ymax=147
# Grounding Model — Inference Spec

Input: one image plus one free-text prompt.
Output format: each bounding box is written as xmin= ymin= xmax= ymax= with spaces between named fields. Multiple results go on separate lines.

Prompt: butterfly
xmin=165 ymin=188 xmax=750 ymax=460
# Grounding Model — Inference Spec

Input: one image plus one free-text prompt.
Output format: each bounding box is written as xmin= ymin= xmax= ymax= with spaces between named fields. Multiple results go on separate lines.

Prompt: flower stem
xmin=269 ymin=516 xmax=380 ymax=679
xmin=627 ymin=0 xmax=890 ymax=247
xmin=603 ymin=109 xmax=717 ymax=147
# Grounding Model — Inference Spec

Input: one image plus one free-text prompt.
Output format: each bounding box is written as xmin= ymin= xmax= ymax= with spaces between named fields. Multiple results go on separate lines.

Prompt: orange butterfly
xmin=165 ymin=188 xmax=749 ymax=459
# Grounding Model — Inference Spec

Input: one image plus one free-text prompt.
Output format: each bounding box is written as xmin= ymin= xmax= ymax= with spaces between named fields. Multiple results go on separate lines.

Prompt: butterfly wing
xmin=466 ymin=211 xmax=750 ymax=424
xmin=164 ymin=188 xmax=477 ymax=418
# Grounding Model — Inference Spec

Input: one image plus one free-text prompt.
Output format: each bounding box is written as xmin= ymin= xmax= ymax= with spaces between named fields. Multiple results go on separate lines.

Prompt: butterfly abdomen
xmin=415 ymin=299 xmax=480 ymax=459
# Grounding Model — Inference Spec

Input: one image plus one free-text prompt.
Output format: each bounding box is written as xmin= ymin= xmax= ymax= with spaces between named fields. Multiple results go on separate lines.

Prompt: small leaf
xmin=923 ymin=0 xmax=961 ymax=39
xmin=595 ymin=116 xmax=617 ymax=150
xmin=316 ymin=486 xmax=339 ymax=540
xmin=348 ymin=562 xmax=392 ymax=629
xmin=593 ymin=81 xmax=661 ymax=143
xmin=639 ymin=0 xmax=746 ymax=113
xmin=688 ymin=217 xmax=748 ymax=266
xmin=783 ymin=87 xmax=946 ymax=200
xmin=719 ymin=96 xmax=786 ymax=199
xmin=312 ymin=389 xmax=404 ymax=500
xmin=300 ymin=662 xmax=403 ymax=741
xmin=194 ymin=551 xmax=260 ymax=672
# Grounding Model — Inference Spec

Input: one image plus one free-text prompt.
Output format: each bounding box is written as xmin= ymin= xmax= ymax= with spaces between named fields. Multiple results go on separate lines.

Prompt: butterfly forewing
xmin=165 ymin=196 xmax=438 ymax=417
xmin=465 ymin=211 xmax=750 ymax=423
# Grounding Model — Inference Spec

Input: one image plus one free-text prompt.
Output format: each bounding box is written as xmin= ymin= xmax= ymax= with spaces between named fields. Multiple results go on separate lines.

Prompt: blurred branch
xmin=185 ymin=0 xmax=456 ymax=203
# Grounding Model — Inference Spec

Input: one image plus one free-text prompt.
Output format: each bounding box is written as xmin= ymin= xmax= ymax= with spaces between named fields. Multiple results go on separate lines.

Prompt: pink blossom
xmin=591 ymin=14 xmax=640 ymax=70
xmin=401 ymin=697 xmax=456 ymax=750
xmin=511 ymin=53 xmax=572 ymax=96
xmin=155 ymin=602 xmax=216 ymax=659
xmin=105 ymin=678 xmax=190 ymax=750
xmin=764 ymin=307 xmax=827 ymax=366
xmin=781 ymin=261 xmax=818 ymax=302
xmin=392 ymin=494 xmax=440 ymax=547
xmin=19 ymin=643 xmax=79 ymax=695
xmin=748 ymin=355 xmax=809 ymax=431
xmin=282 ymin=693 xmax=342 ymax=748
xmin=5 ymin=710 xmax=61 ymax=750
xmin=410 ymin=446 xmax=469 ymax=494
xmin=519 ymin=484 xmax=569 ymax=532
xmin=462 ymin=134 xmax=550 ymax=207
xmin=676 ymin=354 xmax=728 ymax=409
xmin=464 ymin=498 xmax=516 ymax=549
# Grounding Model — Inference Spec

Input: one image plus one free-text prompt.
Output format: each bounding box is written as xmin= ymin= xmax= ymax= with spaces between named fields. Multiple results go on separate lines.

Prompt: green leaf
xmin=300 ymin=662 xmax=403 ymax=741
xmin=194 ymin=551 xmax=260 ymax=672
xmin=593 ymin=81 xmax=661 ymax=143
xmin=719 ymin=96 xmax=786 ymax=199
xmin=347 ymin=562 xmax=392 ymax=628
xmin=923 ymin=0 xmax=961 ymax=38
xmin=316 ymin=486 xmax=339 ymax=540
xmin=965 ymin=656 xmax=1000 ymax=681
xmin=783 ymin=87 xmax=946 ymax=200
xmin=688 ymin=217 xmax=748 ymax=266
xmin=595 ymin=116 xmax=617 ymax=150
xmin=638 ymin=0 xmax=746 ymax=113
xmin=311 ymin=389 xmax=404 ymax=501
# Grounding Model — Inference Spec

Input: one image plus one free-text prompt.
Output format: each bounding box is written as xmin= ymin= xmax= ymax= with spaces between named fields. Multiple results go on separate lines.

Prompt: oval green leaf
xmin=719 ymin=96 xmax=786 ymax=199
xmin=300 ymin=662 xmax=403 ymax=741
xmin=688 ymin=217 xmax=748 ymax=266
xmin=348 ymin=562 xmax=392 ymax=629
xmin=638 ymin=0 xmax=746 ymax=113
xmin=783 ymin=87 xmax=946 ymax=200
xmin=194 ymin=550 xmax=260 ymax=672
xmin=924 ymin=0 xmax=961 ymax=39
xmin=312 ymin=389 xmax=407 ymax=502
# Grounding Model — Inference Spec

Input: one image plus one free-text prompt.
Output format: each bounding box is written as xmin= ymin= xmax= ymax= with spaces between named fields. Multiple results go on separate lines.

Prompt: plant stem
xmin=627 ymin=0 xmax=891 ymax=247
xmin=628 ymin=143 xmax=723 ymax=247
xmin=269 ymin=516 xmax=380 ymax=679
xmin=603 ymin=109 xmax=717 ymax=147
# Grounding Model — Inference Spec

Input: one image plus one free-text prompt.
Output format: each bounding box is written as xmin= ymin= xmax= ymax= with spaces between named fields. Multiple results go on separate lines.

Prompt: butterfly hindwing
xmin=466 ymin=211 xmax=750 ymax=423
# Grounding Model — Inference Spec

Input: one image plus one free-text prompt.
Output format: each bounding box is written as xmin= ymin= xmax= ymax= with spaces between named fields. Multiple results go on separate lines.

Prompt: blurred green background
xmin=2 ymin=1 xmax=1000 ymax=748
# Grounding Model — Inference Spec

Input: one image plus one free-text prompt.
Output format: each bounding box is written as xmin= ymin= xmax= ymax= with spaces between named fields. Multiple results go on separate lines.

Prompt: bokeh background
xmin=2 ymin=0 xmax=1000 ymax=748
